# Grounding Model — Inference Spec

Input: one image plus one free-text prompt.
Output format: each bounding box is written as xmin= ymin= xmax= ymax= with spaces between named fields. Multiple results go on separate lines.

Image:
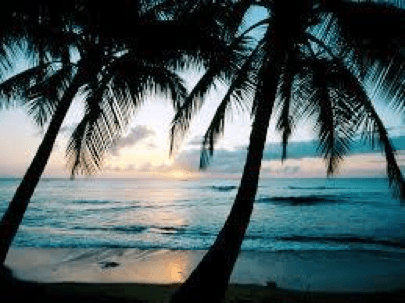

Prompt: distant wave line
xmin=70 ymin=224 xmax=191 ymax=234
xmin=243 ymin=234 xmax=404 ymax=249
xmin=256 ymin=195 xmax=345 ymax=205
xmin=287 ymin=186 xmax=345 ymax=190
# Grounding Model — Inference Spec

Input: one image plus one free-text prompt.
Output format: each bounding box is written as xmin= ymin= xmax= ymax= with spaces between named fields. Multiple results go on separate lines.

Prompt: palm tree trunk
xmin=170 ymin=54 xmax=280 ymax=303
xmin=0 ymin=67 xmax=87 ymax=264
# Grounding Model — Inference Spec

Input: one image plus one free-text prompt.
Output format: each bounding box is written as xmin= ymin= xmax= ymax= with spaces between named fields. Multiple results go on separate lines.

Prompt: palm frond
xmin=144 ymin=66 xmax=188 ymax=110
xmin=275 ymin=51 xmax=299 ymax=162
xmin=169 ymin=34 xmax=253 ymax=155
xmin=300 ymin=23 xmax=405 ymax=200
xmin=25 ymin=64 xmax=76 ymax=127
xmin=0 ymin=43 xmax=14 ymax=76
xmin=22 ymin=21 xmax=77 ymax=65
xmin=67 ymin=50 xmax=188 ymax=176
xmin=319 ymin=1 xmax=405 ymax=89
xmin=327 ymin=60 xmax=405 ymax=200
xmin=305 ymin=59 xmax=356 ymax=175
xmin=110 ymin=55 xmax=188 ymax=110
xmin=199 ymin=41 xmax=261 ymax=169
xmin=67 ymin=84 xmax=121 ymax=176
xmin=365 ymin=55 xmax=405 ymax=113
xmin=325 ymin=1 xmax=405 ymax=54
xmin=0 ymin=62 xmax=55 ymax=109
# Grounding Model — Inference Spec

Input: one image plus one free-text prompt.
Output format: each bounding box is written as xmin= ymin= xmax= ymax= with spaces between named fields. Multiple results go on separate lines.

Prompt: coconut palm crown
xmin=169 ymin=0 xmax=405 ymax=302
xmin=0 ymin=0 xmax=189 ymax=264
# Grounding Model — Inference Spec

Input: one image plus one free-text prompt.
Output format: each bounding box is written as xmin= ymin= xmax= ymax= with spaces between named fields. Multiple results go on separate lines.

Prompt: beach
xmin=2 ymin=248 xmax=405 ymax=302
xmin=1 ymin=178 xmax=404 ymax=301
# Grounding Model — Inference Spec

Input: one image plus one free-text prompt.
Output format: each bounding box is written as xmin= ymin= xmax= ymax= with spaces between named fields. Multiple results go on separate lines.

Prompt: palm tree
xmin=169 ymin=1 xmax=405 ymax=302
xmin=0 ymin=1 xmax=189 ymax=264
xmin=0 ymin=0 xmax=83 ymax=265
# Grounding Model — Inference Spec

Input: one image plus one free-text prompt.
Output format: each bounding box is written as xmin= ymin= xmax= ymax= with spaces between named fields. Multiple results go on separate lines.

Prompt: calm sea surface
xmin=0 ymin=177 xmax=403 ymax=253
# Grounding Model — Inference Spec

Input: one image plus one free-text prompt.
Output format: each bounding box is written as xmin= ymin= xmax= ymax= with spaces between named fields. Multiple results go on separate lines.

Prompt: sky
xmin=1 ymin=76 xmax=404 ymax=180
xmin=0 ymin=5 xmax=405 ymax=180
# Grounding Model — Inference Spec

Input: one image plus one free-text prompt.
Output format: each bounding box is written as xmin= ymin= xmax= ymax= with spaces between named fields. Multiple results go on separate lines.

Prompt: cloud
xmin=147 ymin=142 xmax=157 ymax=149
xmin=59 ymin=124 xmax=78 ymax=135
xmin=262 ymin=136 xmax=405 ymax=161
xmin=104 ymin=160 xmax=199 ymax=178
xmin=185 ymin=136 xmax=204 ymax=149
xmin=104 ymin=164 xmax=136 ymax=172
xmin=111 ymin=126 xmax=156 ymax=156
xmin=102 ymin=135 xmax=405 ymax=177
xmin=262 ymin=161 xmax=301 ymax=175
xmin=167 ymin=135 xmax=405 ymax=177
xmin=173 ymin=148 xmax=247 ymax=175
xmin=138 ymin=162 xmax=153 ymax=172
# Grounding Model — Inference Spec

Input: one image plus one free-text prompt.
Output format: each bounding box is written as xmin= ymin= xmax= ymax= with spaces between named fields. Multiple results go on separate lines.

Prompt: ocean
xmin=0 ymin=177 xmax=403 ymax=254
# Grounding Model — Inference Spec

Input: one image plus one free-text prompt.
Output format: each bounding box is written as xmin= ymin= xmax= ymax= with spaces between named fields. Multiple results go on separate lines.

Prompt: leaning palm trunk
xmin=0 ymin=67 xmax=87 ymax=264
xmin=170 ymin=51 xmax=280 ymax=302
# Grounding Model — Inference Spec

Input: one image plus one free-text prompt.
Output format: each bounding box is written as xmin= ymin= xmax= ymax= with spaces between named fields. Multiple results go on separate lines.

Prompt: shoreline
xmin=2 ymin=248 xmax=405 ymax=302
xmin=5 ymin=248 xmax=405 ymax=293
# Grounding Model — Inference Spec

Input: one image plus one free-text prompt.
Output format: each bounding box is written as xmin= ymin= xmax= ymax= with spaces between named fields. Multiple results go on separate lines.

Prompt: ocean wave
xmin=72 ymin=199 xmax=119 ymax=204
xmin=12 ymin=239 xmax=405 ymax=254
xmin=109 ymin=205 xmax=143 ymax=211
xmin=209 ymin=185 xmax=237 ymax=192
xmin=72 ymin=225 xmax=148 ymax=233
xmin=79 ymin=205 xmax=142 ymax=213
xmin=149 ymin=225 xmax=188 ymax=234
xmin=288 ymin=186 xmax=344 ymax=190
xmin=75 ymin=225 xmax=189 ymax=234
xmin=256 ymin=195 xmax=343 ymax=205
xmin=182 ymin=229 xmax=215 ymax=237
xmin=69 ymin=200 xmax=145 ymax=212
xmin=276 ymin=235 xmax=404 ymax=249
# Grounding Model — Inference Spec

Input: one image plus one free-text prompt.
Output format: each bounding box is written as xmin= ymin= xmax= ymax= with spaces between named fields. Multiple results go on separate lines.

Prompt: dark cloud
xmin=111 ymin=126 xmax=156 ymax=156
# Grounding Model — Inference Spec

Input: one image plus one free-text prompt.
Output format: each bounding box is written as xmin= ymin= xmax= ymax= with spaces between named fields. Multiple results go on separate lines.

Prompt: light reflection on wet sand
xmin=5 ymin=248 xmax=202 ymax=284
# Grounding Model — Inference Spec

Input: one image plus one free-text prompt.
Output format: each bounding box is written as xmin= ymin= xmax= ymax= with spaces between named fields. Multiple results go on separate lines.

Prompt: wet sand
xmin=2 ymin=248 xmax=405 ymax=302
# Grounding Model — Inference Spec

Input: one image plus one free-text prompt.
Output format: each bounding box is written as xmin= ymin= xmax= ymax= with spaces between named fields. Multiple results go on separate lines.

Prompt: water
xmin=0 ymin=177 xmax=403 ymax=253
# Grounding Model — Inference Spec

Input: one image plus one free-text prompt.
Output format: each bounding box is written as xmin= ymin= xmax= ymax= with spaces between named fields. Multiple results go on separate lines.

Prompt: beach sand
xmin=2 ymin=248 xmax=405 ymax=302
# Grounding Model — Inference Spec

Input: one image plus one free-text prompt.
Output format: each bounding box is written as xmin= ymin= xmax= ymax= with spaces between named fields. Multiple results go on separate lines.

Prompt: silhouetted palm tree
xmin=170 ymin=1 xmax=405 ymax=302
xmin=0 ymin=1 xmax=188 ymax=264
xmin=0 ymin=0 xmax=82 ymax=264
